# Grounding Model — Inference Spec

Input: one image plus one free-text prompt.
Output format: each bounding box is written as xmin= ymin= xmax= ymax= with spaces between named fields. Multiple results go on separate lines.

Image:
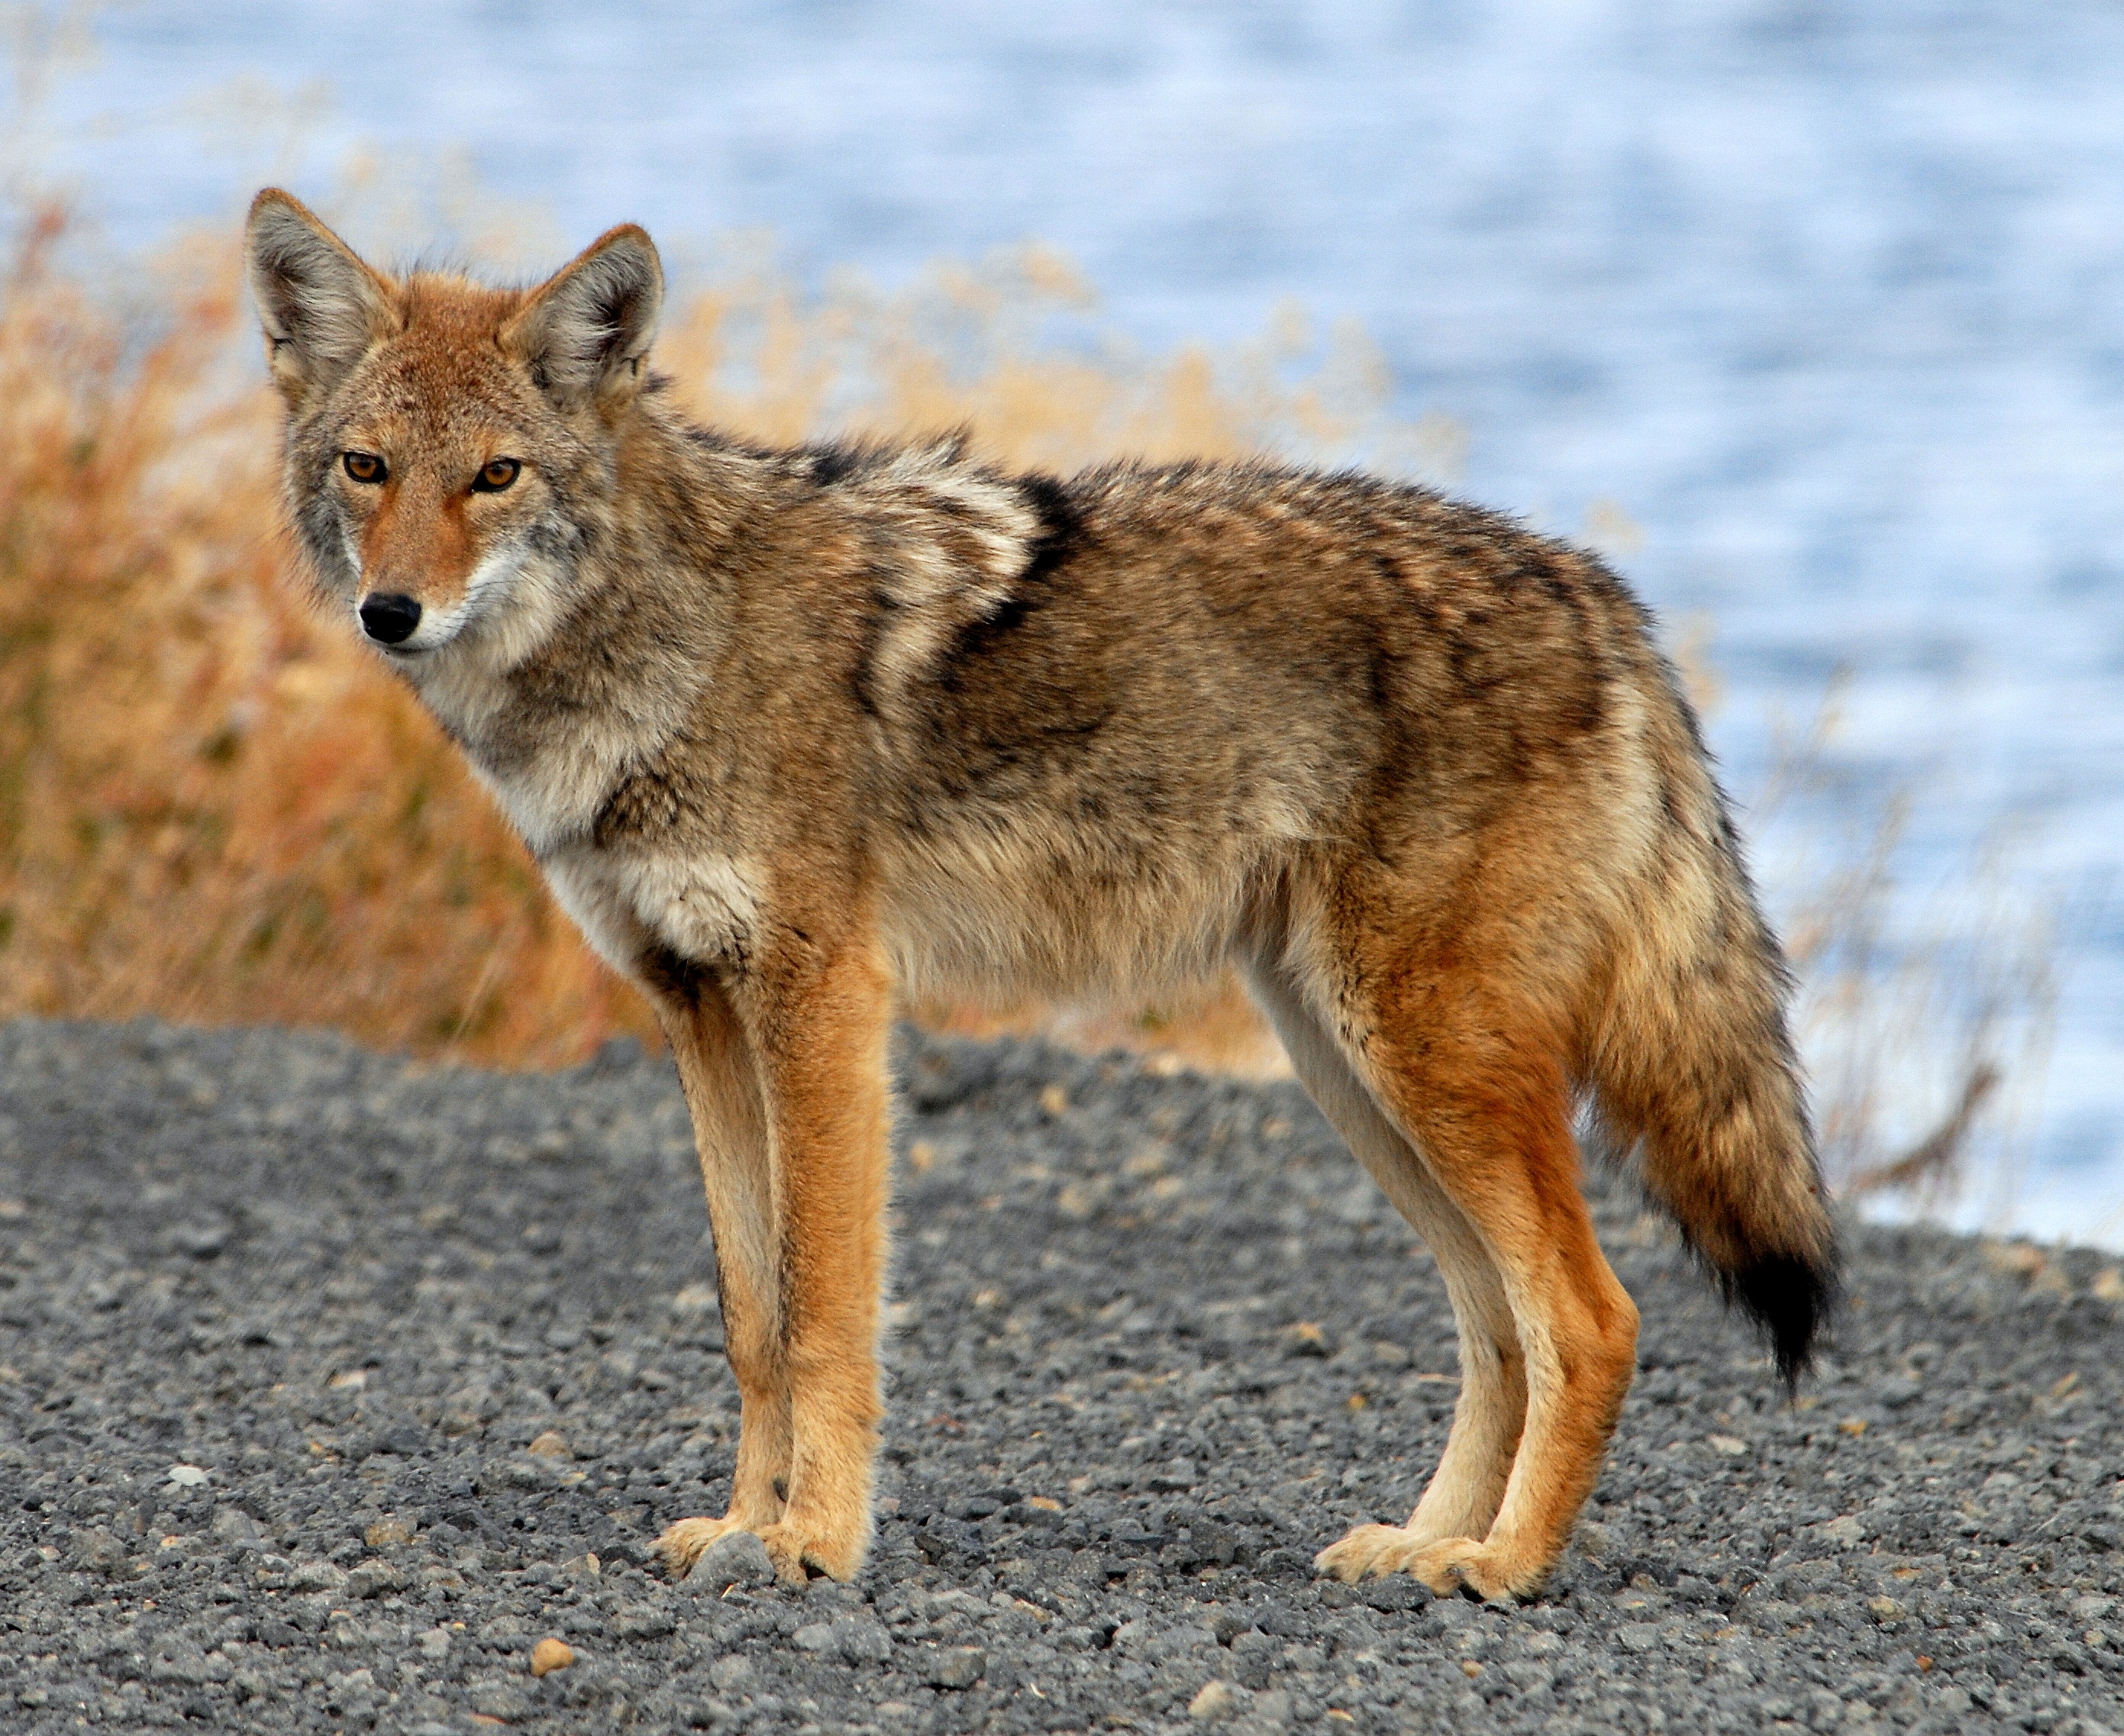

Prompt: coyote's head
xmin=244 ymin=189 xmax=663 ymax=662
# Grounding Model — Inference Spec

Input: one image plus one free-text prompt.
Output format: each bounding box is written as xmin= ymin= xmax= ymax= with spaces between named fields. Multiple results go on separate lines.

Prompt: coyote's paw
xmin=1403 ymin=1536 xmax=1544 ymax=1602
xmin=1315 ymin=1525 xmax=1541 ymax=1601
xmin=1315 ymin=1521 xmax=1438 ymax=1584
xmin=755 ymin=1517 xmax=869 ymax=1587
xmin=653 ymin=1515 xmax=754 ymax=1580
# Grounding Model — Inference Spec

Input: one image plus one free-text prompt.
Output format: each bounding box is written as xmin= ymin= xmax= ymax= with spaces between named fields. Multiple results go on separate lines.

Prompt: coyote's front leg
xmin=746 ymin=933 xmax=894 ymax=1583
xmin=651 ymin=975 xmax=792 ymax=1579
xmin=652 ymin=931 xmax=894 ymax=1586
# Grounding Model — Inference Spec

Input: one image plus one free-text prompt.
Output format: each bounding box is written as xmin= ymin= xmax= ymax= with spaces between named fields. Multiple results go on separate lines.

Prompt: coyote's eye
xmin=342 ymin=451 xmax=386 ymax=484
xmin=472 ymin=458 xmax=521 ymax=494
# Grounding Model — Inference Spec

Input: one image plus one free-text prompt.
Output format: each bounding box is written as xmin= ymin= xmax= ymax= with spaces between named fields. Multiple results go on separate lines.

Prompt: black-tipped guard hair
xmin=1725 ymin=1248 xmax=1838 ymax=1392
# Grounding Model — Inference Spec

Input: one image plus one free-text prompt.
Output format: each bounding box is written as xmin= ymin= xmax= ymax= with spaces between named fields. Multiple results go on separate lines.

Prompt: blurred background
xmin=2 ymin=1 xmax=2119 ymax=1241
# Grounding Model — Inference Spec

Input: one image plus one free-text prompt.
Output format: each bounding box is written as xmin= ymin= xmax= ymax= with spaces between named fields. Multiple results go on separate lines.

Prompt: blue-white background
xmin=12 ymin=2 xmax=2123 ymax=1240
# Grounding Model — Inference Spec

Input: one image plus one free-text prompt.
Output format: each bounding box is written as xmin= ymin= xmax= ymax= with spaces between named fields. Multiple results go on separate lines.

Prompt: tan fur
xmin=245 ymin=189 xmax=1837 ymax=1596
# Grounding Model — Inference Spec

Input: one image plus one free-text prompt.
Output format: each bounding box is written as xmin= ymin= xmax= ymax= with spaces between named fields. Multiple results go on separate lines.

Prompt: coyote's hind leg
xmin=1244 ymin=961 xmax=1528 ymax=1574
xmin=1348 ymin=969 xmax=1639 ymax=1600
xmin=647 ymin=974 xmax=791 ymax=1580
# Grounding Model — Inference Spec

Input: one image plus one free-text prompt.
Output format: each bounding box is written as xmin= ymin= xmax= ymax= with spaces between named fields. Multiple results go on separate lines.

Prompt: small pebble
xmin=1190 ymin=1680 xmax=1243 ymax=1719
xmin=685 ymin=1530 xmax=776 ymax=1591
xmin=922 ymin=1647 xmax=989 ymax=1689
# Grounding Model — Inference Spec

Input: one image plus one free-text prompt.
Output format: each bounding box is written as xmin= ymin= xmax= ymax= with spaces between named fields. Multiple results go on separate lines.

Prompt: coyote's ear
xmin=244 ymin=189 xmax=395 ymax=407
xmin=502 ymin=224 xmax=663 ymax=415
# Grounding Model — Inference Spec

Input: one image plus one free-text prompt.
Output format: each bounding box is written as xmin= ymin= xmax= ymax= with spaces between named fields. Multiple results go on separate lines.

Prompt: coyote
xmin=244 ymin=189 xmax=1835 ymax=1600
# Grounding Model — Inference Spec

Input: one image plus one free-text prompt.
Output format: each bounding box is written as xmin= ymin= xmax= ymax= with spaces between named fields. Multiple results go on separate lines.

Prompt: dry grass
xmin=1741 ymin=674 xmax=2057 ymax=1220
xmin=0 ymin=206 xmax=631 ymax=1064
xmin=0 ymin=199 xmax=1399 ymax=1071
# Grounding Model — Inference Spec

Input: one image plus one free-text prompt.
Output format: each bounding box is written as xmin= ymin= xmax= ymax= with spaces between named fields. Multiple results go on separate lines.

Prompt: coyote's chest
xmin=431 ymin=673 xmax=760 ymax=983
xmin=477 ymin=748 xmax=761 ymax=983
xmin=537 ymin=843 xmax=763 ymax=984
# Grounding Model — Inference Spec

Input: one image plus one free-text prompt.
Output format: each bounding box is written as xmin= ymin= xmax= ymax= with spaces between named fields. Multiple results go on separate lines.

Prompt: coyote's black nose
xmin=359 ymin=594 xmax=422 ymax=645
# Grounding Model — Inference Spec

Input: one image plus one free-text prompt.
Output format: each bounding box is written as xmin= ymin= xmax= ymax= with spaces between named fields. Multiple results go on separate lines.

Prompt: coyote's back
xmin=245 ymin=188 xmax=1835 ymax=1600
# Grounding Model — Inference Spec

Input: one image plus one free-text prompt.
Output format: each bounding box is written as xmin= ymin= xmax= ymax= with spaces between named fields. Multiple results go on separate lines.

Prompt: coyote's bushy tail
xmin=1584 ymin=757 xmax=1838 ymax=1386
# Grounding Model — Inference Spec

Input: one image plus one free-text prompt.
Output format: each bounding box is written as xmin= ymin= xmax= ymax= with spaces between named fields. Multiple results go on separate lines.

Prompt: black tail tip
xmin=1727 ymin=1250 xmax=1836 ymax=1389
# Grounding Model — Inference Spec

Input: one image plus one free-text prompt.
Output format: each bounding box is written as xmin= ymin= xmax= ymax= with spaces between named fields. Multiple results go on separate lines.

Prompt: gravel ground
xmin=2 ymin=1018 xmax=2123 ymax=1734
